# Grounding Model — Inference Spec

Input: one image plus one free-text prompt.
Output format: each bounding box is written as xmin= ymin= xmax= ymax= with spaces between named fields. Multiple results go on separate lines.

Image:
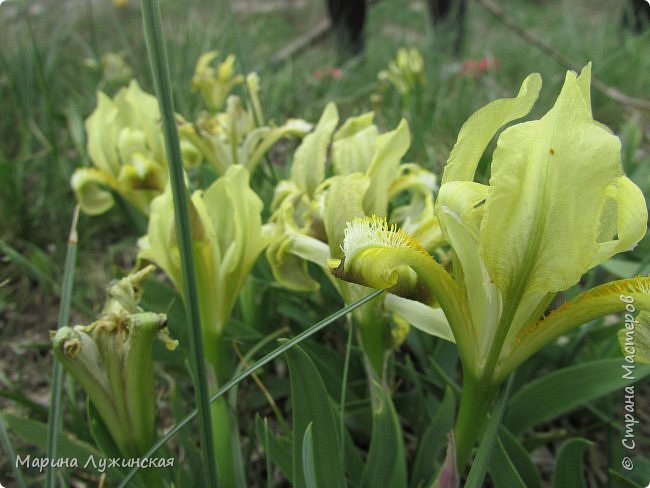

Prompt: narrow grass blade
xmin=505 ymin=359 xmax=650 ymax=435
xmin=46 ymin=205 xmax=79 ymax=488
xmin=339 ymin=319 xmax=354 ymax=472
xmin=0 ymin=239 xmax=91 ymax=316
xmin=263 ymin=418 xmax=273 ymax=487
xmin=0 ymin=414 xmax=27 ymax=488
xmin=0 ymin=239 xmax=57 ymax=289
xmin=229 ymin=327 xmax=291 ymax=433
xmin=139 ymin=1 xmax=217 ymax=486
xmin=497 ymin=427 xmax=543 ymax=488
xmin=256 ymin=415 xmax=293 ymax=482
xmin=487 ymin=437 xmax=527 ymax=488
xmin=464 ymin=375 xmax=515 ymax=488
xmin=118 ymin=289 xmax=384 ymax=487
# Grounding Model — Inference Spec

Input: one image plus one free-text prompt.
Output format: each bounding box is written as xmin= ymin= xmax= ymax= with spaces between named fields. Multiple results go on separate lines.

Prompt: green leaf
xmin=300 ymin=341 xmax=349 ymax=402
xmin=552 ymin=438 xmax=593 ymax=488
xmin=465 ymin=376 xmax=514 ymax=488
xmin=302 ymin=423 xmax=317 ymax=488
xmin=608 ymin=468 xmax=644 ymax=488
xmin=0 ymin=389 xmax=49 ymax=419
xmin=487 ymin=437 xmax=527 ymax=488
xmin=505 ymin=359 xmax=650 ymax=435
xmin=410 ymin=387 xmax=456 ymax=488
xmin=255 ymin=415 xmax=293 ymax=482
xmin=87 ymin=399 xmax=122 ymax=460
xmin=497 ymin=427 xmax=543 ymax=488
xmin=0 ymin=238 xmax=57 ymax=289
xmin=361 ymin=380 xmax=407 ymax=488
xmin=285 ymin=343 xmax=345 ymax=488
xmin=0 ymin=413 xmax=26 ymax=488
xmin=600 ymin=258 xmax=650 ymax=278
xmin=342 ymin=420 xmax=365 ymax=486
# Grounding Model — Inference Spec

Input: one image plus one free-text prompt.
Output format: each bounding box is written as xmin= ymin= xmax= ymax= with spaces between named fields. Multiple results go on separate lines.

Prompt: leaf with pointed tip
xmin=285 ymin=343 xmax=345 ymax=488
xmin=361 ymin=380 xmax=407 ymax=488
xmin=410 ymin=387 xmax=456 ymax=488
xmin=255 ymin=415 xmax=293 ymax=483
xmin=487 ymin=437 xmax=527 ymax=488
xmin=505 ymin=359 xmax=650 ymax=435
xmin=552 ymin=438 xmax=593 ymax=488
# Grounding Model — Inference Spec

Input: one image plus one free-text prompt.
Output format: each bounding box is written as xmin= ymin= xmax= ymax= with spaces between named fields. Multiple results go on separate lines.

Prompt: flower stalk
xmin=140 ymin=1 xmax=218 ymax=484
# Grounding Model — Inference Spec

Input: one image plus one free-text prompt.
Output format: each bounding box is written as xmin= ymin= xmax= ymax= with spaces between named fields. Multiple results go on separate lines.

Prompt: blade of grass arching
xmin=139 ymin=2 xmax=217 ymax=487
xmin=229 ymin=328 xmax=291 ymax=434
xmin=0 ymin=239 xmax=57 ymax=289
xmin=0 ymin=239 xmax=92 ymax=316
xmin=0 ymin=415 xmax=27 ymax=488
xmin=46 ymin=205 xmax=80 ymax=488
xmin=464 ymin=374 xmax=515 ymax=488
xmin=118 ymin=289 xmax=384 ymax=488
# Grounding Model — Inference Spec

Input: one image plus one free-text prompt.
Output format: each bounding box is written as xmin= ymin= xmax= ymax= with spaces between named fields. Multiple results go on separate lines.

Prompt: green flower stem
xmin=453 ymin=374 xmax=499 ymax=472
xmin=205 ymin=334 xmax=246 ymax=488
xmin=205 ymin=332 xmax=233 ymax=386
xmin=357 ymin=323 xmax=386 ymax=378
xmin=464 ymin=375 xmax=515 ymax=488
xmin=211 ymin=397 xmax=246 ymax=488
xmin=339 ymin=319 xmax=355 ymax=471
xmin=340 ymin=285 xmax=389 ymax=378
xmin=140 ymin=1 xmax=218 ymax=486
xmin=480 ymin=267 xmax=530 ymax=382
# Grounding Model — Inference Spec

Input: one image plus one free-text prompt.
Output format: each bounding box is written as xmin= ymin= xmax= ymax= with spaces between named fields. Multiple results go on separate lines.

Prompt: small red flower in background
xmin=313 ymin=67 xmax=344 ymax=80
xmin=461 ymin=57 xmax=500 ymax=79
